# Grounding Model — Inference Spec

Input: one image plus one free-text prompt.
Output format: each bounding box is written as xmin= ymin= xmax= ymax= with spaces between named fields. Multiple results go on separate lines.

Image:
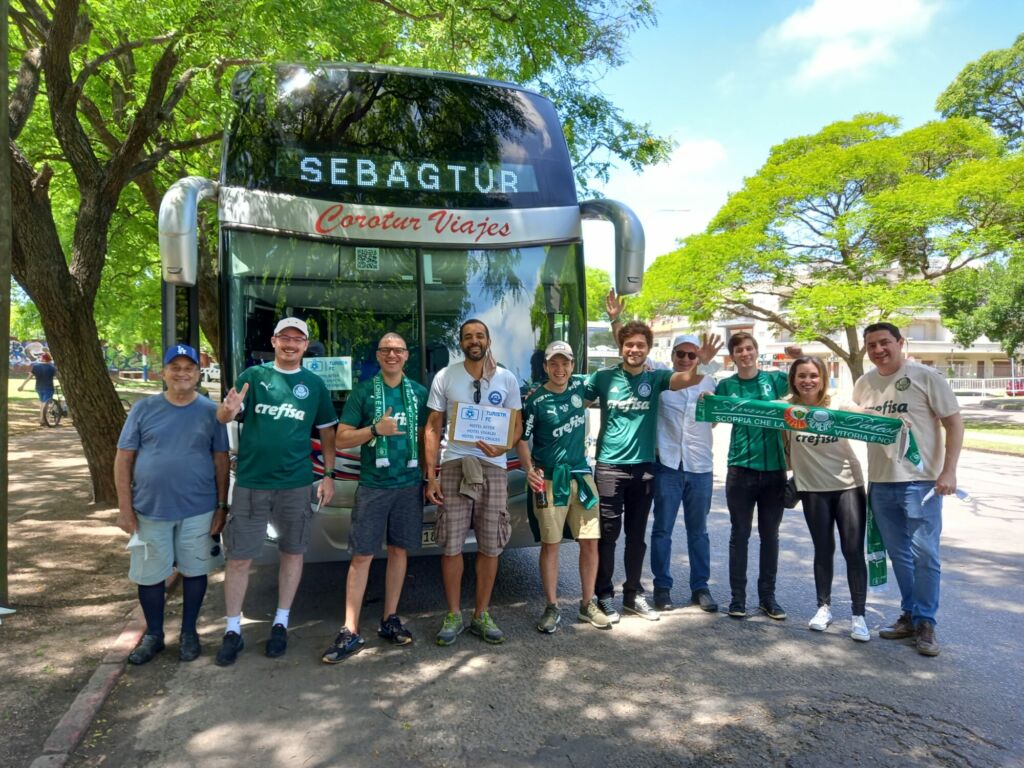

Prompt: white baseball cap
xmin=672 ymin=334 xmax=700 ymax=350
xmin=274 ymin=317 xmax=309 ymax=337
xmin=544 ymin=340 xmax=574 ymax=361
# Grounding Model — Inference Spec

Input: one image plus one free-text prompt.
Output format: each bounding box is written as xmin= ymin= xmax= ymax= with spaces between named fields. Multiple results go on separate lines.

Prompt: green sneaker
xmin=578 ymin=600 xmax=613 ymax=629
xmin=469 ymin=610 xmax=505 ymax=644
xmin=435 ymin=611 xmax=464 ymax=646
xmin=536 ymin=603 xmax=561 ymax=634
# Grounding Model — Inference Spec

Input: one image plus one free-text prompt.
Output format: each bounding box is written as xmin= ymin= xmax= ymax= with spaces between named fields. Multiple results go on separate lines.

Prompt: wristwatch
xmin=324 ymin=469 xmax=336 ymax=479
xmin=370 ymin=422 xmax=380 ymax=438
xmin=217 ymin=501 xmax=229 ymax=510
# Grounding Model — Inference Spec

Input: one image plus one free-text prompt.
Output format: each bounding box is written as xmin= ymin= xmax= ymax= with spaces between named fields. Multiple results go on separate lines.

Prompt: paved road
xmin=65 ymin=447 xmax=1023 ymax=768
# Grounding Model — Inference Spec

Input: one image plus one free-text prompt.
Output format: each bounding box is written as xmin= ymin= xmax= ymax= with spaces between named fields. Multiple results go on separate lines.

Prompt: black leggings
xmin=799 ymin=486 xmax=867 ymax=615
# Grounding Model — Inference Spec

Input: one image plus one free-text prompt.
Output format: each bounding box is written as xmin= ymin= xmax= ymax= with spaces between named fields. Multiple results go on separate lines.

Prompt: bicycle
xmin=43 ymin=384 xmax=69 ymax=427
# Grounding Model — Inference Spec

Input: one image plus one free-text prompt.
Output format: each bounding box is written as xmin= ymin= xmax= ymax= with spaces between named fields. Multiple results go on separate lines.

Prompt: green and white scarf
xmin=372 ymin=373 xmax=420 ymax=469
xmin=696 ymin=395 xmax=921 ymax=466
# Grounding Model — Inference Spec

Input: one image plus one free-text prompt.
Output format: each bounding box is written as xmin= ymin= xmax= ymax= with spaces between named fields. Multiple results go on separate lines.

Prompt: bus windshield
xmin=224 ymin=229 xmax=586 ymax=395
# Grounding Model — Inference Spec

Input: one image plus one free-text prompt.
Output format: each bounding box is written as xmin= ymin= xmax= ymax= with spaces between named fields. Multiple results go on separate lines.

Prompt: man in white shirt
xmin=425 ymin=319 xmax=522 ymax=646
xmin=852 ymin=322 xmax=963 ymax=657
xmin=651 ymin=334 xmax=721 ymax=613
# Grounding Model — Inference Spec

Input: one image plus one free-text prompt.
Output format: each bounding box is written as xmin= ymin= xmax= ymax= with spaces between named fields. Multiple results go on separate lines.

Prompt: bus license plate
xmin=422 ymin=527 xmax=436 ymax=546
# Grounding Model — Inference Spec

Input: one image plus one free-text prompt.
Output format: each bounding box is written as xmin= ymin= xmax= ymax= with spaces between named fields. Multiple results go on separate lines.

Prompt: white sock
xmin=273 ymin=608 xmax=290 ymax=629
xmin=226 ymin=615 xmax=242 ymax=635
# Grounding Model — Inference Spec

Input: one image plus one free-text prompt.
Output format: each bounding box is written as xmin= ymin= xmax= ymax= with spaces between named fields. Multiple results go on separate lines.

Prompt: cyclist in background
xmin=18 ymin=351 xmax=57 ymax=426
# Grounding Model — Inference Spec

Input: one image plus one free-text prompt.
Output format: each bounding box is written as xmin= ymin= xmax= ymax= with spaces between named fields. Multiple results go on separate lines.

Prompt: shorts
xmin=37 ymin=388 xmax=54 ymax=403
xmin=536 ymin=474 xmax=600 ymax=544
xmin=437 ymin=460 xmax=510 ymax=557
xmin=225 ymin=485 xmax=314 ymax=560
xmin=349 ymin=484 xmax=424 ymax=555
xmin=128 ymin=510 xmax=220 ymax=585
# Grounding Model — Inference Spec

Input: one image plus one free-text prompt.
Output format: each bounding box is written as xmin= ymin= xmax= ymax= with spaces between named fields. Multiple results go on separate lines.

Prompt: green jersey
xmin=521 ymin=375 xmax=589 ymax=472
xmin=716 ymin=370 xmax=789 ymax=471
xmin=235 ymin=364 xmax=338 ymax=489
xmin=340 ymin=376 xmax=427 ymax=489
xmin=585 ymin=366 xmax=673 ymax=465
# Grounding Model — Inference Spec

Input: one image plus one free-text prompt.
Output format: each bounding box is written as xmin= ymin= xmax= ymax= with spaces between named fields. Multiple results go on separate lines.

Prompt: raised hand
xmin=222 ymin=382 xmax=249 ymax=418
xmin=699 ymin=333 xmax=724 ymax=365
xmin=605 ymin=289 xmax=626 ymax=322
xmin=374 ymin=406 xmax=406 ymax=436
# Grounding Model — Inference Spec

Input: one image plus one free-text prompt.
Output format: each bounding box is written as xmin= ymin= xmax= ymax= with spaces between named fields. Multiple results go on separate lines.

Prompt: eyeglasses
xmin=472 ymin=379 xmax=481 ymax=404
xmin=377 ymin=347 xmax=407 ymax=356
xmin=674 ymin=350 xmax=698 ymax=360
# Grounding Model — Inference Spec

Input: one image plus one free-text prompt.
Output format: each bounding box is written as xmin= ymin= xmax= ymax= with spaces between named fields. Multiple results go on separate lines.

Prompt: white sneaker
xmin=808 ymin=605 xmax=833 ymax=631
xmin=850 ymin=615 xmax=870 ymax=642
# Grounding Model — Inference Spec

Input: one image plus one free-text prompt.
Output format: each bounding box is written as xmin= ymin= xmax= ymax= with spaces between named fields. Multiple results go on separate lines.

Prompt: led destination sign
xmin=278 ymin=150 xmax=539 ymax=196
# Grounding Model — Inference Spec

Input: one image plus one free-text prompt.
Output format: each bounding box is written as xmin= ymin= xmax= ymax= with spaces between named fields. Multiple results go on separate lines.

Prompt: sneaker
xmin=578 ymin=600 xmax=613 ymax=629
xmin=435 ymin=611 xmax=464 ymax=646
xmin=808 ymin=605 xmax=833 ymax=632
xmin=727 ymin=600 xmax=747 ymax=618
xmin=378 ymin=614 xmax=414 ymax=646
xmin=915 ymin=622 xmax=940 ymax=657
xmin=596 ymin=597 xmax=621 ymax=624
xmin=321 ymin=627 xmax=365 ymax=664
xmin=622 ymin=594 xmax=660 ymax=621
xmin=178 ymin=631 xmax=201 ymax=662
xmin=128 ymin=633 xmax=165 ymax=665
xmin=215 ymin=631 xmax=245 ymax=667
xmin=759 ymin=598 xmax=787 ymax=620
xmin=850 ymin=615 xmax=871 ymax=642
xmin=265 ymin=624 xmax=288 ymax=658
xmin=469 ymin=611 xmax=505 ymax=644
xmin=536 ymin=604 xmax=562 ymax=634
xmin=879 ymin=611 xmax=915 ymax=640
xmin=691 ymin=589 xmax=719 ymax=613
xmin=653 ymin=588 xmax=674 ymax=611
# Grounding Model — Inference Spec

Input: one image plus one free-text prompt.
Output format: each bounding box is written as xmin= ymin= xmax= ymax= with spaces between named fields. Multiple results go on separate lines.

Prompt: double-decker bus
xmin=159 ymin=64 xmax=644 ymax=561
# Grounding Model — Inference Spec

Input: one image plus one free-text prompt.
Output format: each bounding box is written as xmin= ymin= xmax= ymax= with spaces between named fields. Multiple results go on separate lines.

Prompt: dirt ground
xmin=0 ymin=397 xmax=155 ymax=768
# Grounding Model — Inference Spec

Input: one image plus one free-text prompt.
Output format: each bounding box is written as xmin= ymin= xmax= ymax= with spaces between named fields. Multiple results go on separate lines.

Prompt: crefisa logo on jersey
xmin=293 ymin=383 xmax=310 ymax=400
xmin=637 ymin=382 xmax=652 ymax=398
xmin=488 ymin=391 xmax=502 ymax=405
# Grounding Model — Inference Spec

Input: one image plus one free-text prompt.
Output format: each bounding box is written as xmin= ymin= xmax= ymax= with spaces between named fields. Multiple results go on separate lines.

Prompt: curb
xmin=28 ymin=605 xmax=147 ymax=768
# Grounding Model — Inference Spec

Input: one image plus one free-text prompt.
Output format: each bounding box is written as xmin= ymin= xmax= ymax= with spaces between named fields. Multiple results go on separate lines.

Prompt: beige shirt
xmin=852 ymin=361 xmax=959 ymax=482
xmin=788 ymin=397 xmax=865 ymax=492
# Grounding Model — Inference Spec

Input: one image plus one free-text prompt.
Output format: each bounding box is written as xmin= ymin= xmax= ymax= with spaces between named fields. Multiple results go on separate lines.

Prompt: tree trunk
xmin=844 ymin=325 xmax=865 ymax=380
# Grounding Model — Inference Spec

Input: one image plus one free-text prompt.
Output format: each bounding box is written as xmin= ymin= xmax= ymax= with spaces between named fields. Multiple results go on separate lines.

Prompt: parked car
xmin=1007 ymin=378 xmax=1024 ymax=397
xmin=201 ymin=363 xmax=220 ymax=383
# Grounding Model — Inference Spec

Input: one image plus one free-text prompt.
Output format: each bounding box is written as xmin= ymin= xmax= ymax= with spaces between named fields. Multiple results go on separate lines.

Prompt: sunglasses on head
xmin=674 ymin=350 xmax=698 ymax=360
xmin=472 ymin=379 xmax=481 ymax=404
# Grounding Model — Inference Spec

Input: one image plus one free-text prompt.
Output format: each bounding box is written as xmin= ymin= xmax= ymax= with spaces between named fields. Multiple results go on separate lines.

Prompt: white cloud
xmin=764 ymin=0 xmax=940 ymax=86
xmin=582 ymin=138 xmax=733 ymax=284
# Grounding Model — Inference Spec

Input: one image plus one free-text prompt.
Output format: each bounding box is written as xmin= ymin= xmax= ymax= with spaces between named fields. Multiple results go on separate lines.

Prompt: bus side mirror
xmin=159 ymin=176 xmax=219 ymax=287
xmin=579 ymin=199 xmax=645 ymax=296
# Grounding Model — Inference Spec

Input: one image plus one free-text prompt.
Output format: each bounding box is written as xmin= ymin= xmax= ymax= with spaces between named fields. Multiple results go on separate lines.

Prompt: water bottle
xmin=533 ymin=468 xmax=548 ymax=508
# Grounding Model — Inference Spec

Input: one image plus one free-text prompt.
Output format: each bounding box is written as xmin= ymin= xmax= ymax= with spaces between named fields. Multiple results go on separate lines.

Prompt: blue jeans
xmin=869 ymin=481 xmax=942 ymax=626
xmin=651 ymin=465 xmax=713 ymax=593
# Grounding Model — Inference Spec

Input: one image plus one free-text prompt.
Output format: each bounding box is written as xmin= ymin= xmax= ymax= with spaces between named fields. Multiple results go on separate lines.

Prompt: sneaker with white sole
xmin=536 ymin=604 xmax=561 ymax=634
xmin=596 ymin=597 xmax=621 ymax=624
xmin=850 ymin=615 xmax=871 ymax=642
xmin=578 ymin=600 xmax=613 ymax=629
xmin=808 ymin=605 xmax=833 ymax=631
xmin=622 ymin=594 xmax=660 ymax=621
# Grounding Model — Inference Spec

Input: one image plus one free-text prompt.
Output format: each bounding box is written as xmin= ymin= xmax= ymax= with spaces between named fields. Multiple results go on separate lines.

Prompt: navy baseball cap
xmin=163 ymin=343 xmax=200 ymax=366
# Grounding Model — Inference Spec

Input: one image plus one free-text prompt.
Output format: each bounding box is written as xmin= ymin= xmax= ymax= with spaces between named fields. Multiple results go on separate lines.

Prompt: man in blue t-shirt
xmin=114 ymin=344 xmax=229 ymax=665
xmin=18 ymin=352 xmax=57 ymax=426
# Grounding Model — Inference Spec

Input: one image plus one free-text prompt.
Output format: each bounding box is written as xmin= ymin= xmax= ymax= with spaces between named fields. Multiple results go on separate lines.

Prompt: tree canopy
xmin=6 ymin=0 xmax=671 ymax=502
xmin=585 ymin=266 xmax=612 ymax=320
xmin=632 ymin=113 xmax=1021 ymax=379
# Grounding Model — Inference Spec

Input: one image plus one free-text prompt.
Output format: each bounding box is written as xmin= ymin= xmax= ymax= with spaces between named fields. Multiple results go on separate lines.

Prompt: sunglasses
xmin=674 ymin=350 xmax=698 ymax=360
xmin=472 ymin=379 xmax=481 ymax=404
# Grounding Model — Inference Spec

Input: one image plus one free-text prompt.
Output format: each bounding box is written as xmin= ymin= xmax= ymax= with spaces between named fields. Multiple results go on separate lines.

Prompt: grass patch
xmin=961 ymin=422 xmax=1024 ymax=437
xmin=964 ymin=438 xmax=1024 ymax=456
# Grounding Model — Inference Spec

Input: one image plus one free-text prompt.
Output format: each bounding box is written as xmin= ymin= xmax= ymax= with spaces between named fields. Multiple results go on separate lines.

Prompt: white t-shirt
xmin=427 ymin=362 xmax=522 ymax=468
xmin=788 ymin=397 xmax=865 ymax=492
xmin=656 ymin=376 xmax=717 ymax=473
xmin=852 ymin=361 xmax=960 ymax=482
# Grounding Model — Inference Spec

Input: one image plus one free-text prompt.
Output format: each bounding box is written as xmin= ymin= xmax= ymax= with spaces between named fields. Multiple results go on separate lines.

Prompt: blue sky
xmin=581 ymin=0 xmax=1024 ymax=279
